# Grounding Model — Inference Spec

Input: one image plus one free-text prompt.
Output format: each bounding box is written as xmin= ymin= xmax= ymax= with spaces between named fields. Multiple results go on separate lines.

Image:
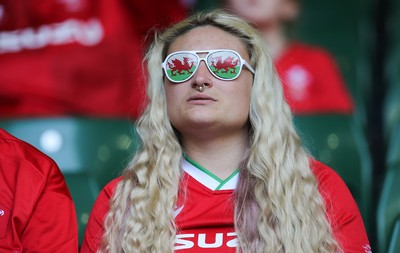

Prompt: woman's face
xmin=164 ymin=25 xmax=253 ymax=139
xmin=226 ymin=0 xmax=298 ymax=27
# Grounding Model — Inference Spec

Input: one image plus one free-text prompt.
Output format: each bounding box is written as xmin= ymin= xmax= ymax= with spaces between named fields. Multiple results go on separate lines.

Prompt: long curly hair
xmin=99 ymin=10 xmax=342 ymax=253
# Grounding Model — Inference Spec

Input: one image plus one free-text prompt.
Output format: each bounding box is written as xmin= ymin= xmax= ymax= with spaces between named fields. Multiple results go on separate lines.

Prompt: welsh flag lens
xmin=165 ymin=51 xmax=242 ymax=82
xmin=207 ymin=51 xmax=241 ymax=80
xmin=165 ymin=53 xmax=198 ymax=82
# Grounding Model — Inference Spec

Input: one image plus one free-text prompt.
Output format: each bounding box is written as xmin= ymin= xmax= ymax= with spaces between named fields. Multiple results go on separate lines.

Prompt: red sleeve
xmin=80 ymin=177 xmax=121 ymax=253
xmin=312 ymin=161 xmax=371 ymax=253
xmin=21 ymin=162 xmax=79 ymax=252
xmin=0 ymin=129 xmax=78 ymax=252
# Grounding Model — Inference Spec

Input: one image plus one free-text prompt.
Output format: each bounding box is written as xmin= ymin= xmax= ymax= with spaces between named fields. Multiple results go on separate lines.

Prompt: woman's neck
xmin=182 ymin=132 xmax=247 ymax=180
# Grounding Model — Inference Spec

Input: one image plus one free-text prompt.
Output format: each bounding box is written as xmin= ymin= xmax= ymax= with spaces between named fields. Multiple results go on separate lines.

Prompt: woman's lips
xmin=187 ymin=94 xmax=217 ymax=104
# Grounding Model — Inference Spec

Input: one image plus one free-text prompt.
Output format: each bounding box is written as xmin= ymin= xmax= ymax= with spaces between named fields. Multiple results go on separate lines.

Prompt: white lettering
xmin=226 ymin=232 xmax=238 ymax=247
xmin=198 ymin=233 xmax=223 ymax=248
xmin=363 ymin=244 xmax=372 ymax=253
xmin=0 ymin=31 xmax=21 ymax=53
xmin=20 ymin=28 xmax=42 ymax=50
xmin=174 ymin=232 xmax=238 ymax=250
xmin=77 ymin=18 xmax=104 ymax=46
xmin=52 ymin=19 xmax=77 ymax=45
xmin=0 ymin=18 xmax=104 ymax=54
xmin=36 ymin=26 xmax=52 ymax=48
xmin=174 ymin=234 xmax=195 ymax=250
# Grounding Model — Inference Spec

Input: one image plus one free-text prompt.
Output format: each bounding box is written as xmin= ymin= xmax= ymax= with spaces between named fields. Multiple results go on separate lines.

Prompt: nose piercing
xmin=195 ymin=83 xmax=205 ymax=92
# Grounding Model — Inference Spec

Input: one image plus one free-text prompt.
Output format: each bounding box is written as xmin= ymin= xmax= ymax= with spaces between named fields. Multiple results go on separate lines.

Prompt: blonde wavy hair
xmin=99 ymin=10 xmax=342 ymax=253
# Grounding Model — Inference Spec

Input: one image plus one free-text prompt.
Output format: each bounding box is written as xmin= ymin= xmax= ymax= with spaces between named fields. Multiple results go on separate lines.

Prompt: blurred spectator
xmin=225 ymin=0 xmax=354 ymax=114
xmin=0 ymin=128 xmax=78 ymax=252
xmin=0 ymin=0 xmax=190 ymax=119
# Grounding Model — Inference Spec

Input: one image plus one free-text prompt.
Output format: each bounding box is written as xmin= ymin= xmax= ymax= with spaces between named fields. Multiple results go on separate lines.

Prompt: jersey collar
xmin=181 ymin=154 xmax=239 ymax=191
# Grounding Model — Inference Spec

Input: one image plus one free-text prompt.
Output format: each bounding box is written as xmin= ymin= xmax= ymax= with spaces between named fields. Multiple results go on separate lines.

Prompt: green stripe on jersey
xmin=215 ymin=170 xmax=239 ymax=190
xmin=183 ymin=153 xmax=239 ymax=190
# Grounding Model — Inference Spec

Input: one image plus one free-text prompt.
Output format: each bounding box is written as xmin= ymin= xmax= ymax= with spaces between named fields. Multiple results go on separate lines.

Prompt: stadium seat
xmin=0 ymin=117 xmax=138 ymax=244
xmin=379 ymin=0 xmax=400 ymax=245
xmin=383 ymin=0 xmax=400 ymax=140
xmin=387 ymin=121 xmax=400 ymax=167
xmin=384 ymin=75 xmax=400 ymax=140
xmin=293 ymin=114 xmax=373 ymax=233
xmin=377 ymin=169 xmax=400 ymax=253
xmin=387 ymin=220 xmax=400 ymax=253
xmin=377 ymin=121 xmax=400 ymax=253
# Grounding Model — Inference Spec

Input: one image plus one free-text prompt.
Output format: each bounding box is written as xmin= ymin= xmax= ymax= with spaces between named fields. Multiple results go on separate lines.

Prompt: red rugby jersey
xmin=275 ymin=42 xmax=354 ymax=114
xmin=0 ymin=129 xmax=78 ymax=252
xmin=81 ymin=157 xmax=371 ymax=253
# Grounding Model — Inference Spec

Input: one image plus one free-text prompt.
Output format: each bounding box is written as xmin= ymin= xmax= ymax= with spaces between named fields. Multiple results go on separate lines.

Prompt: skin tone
xmin=165 ymin=25 xmax=254 ymax=180
xmin=227 ymin=0 xmax=299 ymax=58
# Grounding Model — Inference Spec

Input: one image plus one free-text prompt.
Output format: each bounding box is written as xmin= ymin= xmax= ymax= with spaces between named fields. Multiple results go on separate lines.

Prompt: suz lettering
xmin=174 ymin=232 xmax=238 ymax=250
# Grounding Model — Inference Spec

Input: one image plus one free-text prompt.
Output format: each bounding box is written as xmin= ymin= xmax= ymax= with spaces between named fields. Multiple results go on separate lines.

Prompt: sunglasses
xmin=161 ymin=49 xmax=255 ymax=83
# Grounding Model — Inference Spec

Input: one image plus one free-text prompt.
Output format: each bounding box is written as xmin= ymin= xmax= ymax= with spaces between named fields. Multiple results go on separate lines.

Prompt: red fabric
xmin=81 ymin=160 xmax=370 ymax=253
xmin=0 ymin=0 xmax=188 ymax=119
xmin=310 ymin=160 xmax=371 ymax=253
xmin=275 ymin=42 xmax=354 ymax=114
xmin=0 ymin=129 xmax=78 ymax=252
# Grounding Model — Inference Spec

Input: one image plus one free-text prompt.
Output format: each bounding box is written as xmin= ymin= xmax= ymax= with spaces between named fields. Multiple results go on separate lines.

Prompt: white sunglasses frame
xmin=161 ymin=49 xmax=255 ymax=83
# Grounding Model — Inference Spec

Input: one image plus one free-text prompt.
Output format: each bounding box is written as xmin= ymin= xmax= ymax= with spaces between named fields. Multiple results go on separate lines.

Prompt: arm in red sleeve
xmin=0 ymin=129 xmax=78 ymax=252
xmin=312 ymin=160 xmax=371 ymax=253
xmin=21 ymin=163 xmax=79 ymax=252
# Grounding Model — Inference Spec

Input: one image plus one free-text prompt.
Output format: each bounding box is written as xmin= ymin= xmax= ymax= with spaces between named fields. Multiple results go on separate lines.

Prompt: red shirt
xmin=81 ymin=158 xmax=371 ymax=253
xmin=275 ymin=42 xmax=354 ymax=114
xmin=0 ymin=129 xmax=78 ymax=252
xmin=0 ymin=0 xmax=187 ymax=118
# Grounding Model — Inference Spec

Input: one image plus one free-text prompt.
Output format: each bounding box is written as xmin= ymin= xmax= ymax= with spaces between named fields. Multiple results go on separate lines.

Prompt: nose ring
xmin=195 ymin=83 xmax=205 ymax=92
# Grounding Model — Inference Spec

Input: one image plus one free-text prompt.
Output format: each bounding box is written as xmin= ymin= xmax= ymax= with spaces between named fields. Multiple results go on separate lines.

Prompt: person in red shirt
xmin=225 ymin=0 xmax=354 ymax=114
xmin=82 ymin=159 xmax=371 ymax=253
xmin=0 ymin=0 xmax=189 ymax=119
xmin=0 ymin=129 xmax=78 ymax=252
xmin=81 ymin=10 xmax=370 ymax=253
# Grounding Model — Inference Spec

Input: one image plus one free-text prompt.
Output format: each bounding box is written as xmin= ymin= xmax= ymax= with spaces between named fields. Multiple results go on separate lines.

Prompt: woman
xmin=81 ymin=10 xmax=370 ymax=253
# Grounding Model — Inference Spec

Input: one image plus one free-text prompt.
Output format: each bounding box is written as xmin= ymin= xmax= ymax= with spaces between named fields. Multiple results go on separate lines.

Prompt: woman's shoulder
xmin=309 ymin=159 xmax=361 ymax=220
xmin=309 ymin=159 xmax=371 ymax=251
xmin=0 ymin=129 xmax=60 ymax=175
xmin=309 ymin=159 xmax=350 ymax=195
xmin=310 ymin=159 xmax=341 ymax=182
xmin=101 ymin=176 xmax=123 ymax=199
